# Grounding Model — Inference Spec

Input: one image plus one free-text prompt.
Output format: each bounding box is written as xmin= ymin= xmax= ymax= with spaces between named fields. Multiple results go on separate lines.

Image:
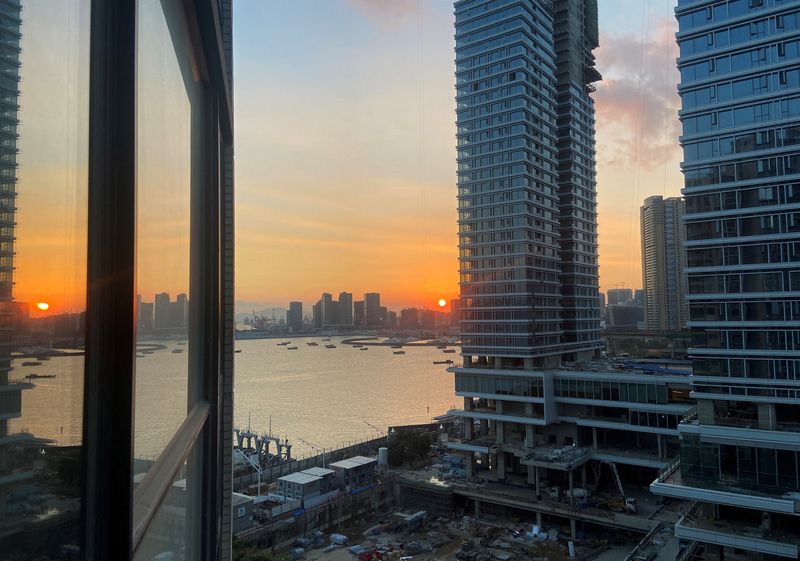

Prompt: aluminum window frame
xmin=82 ymin=1 xmax=232 ymax=560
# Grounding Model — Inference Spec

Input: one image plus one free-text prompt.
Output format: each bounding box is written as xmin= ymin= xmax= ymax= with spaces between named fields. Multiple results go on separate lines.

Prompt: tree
xmin=232 ymin=537 xmax=290 ymax=561
xmin=388 ymin=430 xmax=433 ymax=467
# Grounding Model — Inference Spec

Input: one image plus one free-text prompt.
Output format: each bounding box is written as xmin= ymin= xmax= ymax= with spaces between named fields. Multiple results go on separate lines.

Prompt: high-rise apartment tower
xmin=456 ymin=0 xmax=601 ymax=367
xmin=641 ymin=195 xmax=688 ymax=332
xmin=651 ymin=2 xmax=800 ymax=558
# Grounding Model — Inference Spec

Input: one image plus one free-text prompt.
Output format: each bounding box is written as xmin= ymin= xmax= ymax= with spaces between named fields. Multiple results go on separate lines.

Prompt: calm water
xmin=10 ymin=336 xmax=459 ymax=458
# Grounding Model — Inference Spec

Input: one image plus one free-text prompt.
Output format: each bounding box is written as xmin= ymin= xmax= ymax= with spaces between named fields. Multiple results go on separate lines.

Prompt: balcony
xmin=591 ymin=445 xmax=668 ymax=470
xmin=678 ymin=418 xmax=800 ymax=447
xmin=674 ymin=505 xmax=800 ymax=559
xmin=651 ymin=460 xmax=799 ymax=515
xmin=448 ymin=407 xmax=547 ymax=426
xmin=446 ymin=436 xmax=496 ymax=454
xmin=558 ymin=413 xmax=679 ymax=436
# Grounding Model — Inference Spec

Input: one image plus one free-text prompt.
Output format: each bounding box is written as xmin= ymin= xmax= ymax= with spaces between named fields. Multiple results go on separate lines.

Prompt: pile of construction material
xmin=450 ymin=517 xmax=612 ymax=561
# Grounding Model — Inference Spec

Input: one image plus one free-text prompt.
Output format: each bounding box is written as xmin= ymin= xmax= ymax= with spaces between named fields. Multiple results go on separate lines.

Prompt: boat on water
xmin=21 ymin=361 xmax=42 ymax=366
xmin=287 ymin=346 xmax=298 ymax=350
xmin=172 ymin=348 xmax=183 ymax=354
xmin=433 ymin=360 xmax=454 ymax=365
xmin=26 ymin=373 xmax=56 ymax=379
xmin=325 ymin=344 xmax=336 ymax=349
xmin=442 ymin=349 xmax=456 ymax=354
xmin=393 ymin=350 xmax=405 ymax=355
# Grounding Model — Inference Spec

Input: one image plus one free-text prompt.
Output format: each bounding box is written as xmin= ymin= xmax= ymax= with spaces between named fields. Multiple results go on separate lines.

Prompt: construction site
xmin=229 ymin=359 xmax=703 ymax=560
xmin=231 ymin=426 xmax=691 ymax=561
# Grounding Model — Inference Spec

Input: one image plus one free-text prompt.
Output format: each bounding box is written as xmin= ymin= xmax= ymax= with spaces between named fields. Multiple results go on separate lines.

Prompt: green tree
xmin=388 ymin=430 xmax=433 ymax=467
xmin=232 ymin=537 xmax=290 ymax=561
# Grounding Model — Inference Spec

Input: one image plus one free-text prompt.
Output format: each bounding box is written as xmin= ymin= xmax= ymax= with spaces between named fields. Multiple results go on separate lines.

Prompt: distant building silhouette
xmin=449 ymin=298 xmax=460 ymax=328
xmin=139 ymin=302 xmax=154 ymax=332
xmin=154 ymin=292 xmax=171 ymax=329
xmin=364 ymin=293 xmax=380 ymax=327
xmin=418 ymin=309 xmax=435 ymax=330
xmin=152 ymin=292 xmax=188 ymax=331
xmin=399 ymin=308 xmax=419 ymax=330
xmin=641 ymin=195 xmax=687 ymax=331
xmin=607 ymin=288 xmax=633 ymax=307
xmin=353 ymin=300 xmax=365 ymax=328
xmin=287 ymin=301 xmax=302 ymax=332
xmin=312 ymin=300 xmax=322 ymax=329
xmin=338 ymin=292 xmax=353 ymax=326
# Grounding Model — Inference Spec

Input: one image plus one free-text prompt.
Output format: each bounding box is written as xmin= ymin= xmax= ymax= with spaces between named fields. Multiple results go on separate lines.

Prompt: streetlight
xmin=235 ymin=448 xmax=263 ymax=497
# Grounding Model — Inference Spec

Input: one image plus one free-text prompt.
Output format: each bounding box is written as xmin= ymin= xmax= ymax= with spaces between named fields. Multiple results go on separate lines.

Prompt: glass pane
xmin=134 ymin=0 xmax=203 ymax=466
xmin=134 ymin=444 xmax=202 ymax=561
xmin=0 ymin=0 xmax=90 ymax=558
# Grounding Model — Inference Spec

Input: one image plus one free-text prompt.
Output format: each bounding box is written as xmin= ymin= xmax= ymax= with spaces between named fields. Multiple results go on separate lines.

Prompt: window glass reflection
xmin=134 ymin=0 xmax=202 ymax=469
xmin=0 ymin=1 xmax=89 ymax=558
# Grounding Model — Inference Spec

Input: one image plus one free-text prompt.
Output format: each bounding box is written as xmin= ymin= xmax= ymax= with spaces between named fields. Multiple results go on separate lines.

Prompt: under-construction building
xmin=444 ymin=361 xmax=694 ymax=537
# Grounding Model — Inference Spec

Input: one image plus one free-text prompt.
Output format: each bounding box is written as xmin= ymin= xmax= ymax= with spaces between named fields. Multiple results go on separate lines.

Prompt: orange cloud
xmin=594 ymin=15 xmax=685 ymax=295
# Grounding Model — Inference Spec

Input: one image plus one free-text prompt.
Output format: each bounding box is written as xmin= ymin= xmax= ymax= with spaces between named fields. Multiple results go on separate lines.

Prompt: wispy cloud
xmin=594 ymin=18 xmax=681 ymax=170
xmin=346 ymin=0 xmax=418 ymax=26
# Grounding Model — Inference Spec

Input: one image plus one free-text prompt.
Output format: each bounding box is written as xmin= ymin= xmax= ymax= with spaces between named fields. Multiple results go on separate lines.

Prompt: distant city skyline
xmin=13 ymin=1 xmax=681 ymax=316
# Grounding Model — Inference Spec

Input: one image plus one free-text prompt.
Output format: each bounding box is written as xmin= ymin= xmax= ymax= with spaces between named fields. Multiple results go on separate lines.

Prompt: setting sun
xmin=35 ymin=302 xmax=49 ymax=311
xmin=437 ymin=298 xmax=446 ymax=308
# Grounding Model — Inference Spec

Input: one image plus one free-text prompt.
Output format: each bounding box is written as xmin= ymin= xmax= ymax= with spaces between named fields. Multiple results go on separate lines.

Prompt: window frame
xmin=82 ymin=1 xmax=233 ymax=560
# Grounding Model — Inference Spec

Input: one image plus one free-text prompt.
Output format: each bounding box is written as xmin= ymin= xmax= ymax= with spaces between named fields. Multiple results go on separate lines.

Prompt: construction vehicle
xmin=596 ymin=461 xmax=638 ymax=514
xmin=599 ymin=496 xmax=638 ymax=513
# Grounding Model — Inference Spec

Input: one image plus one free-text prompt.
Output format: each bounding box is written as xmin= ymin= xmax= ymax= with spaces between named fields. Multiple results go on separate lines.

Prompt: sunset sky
xmin=13 ymin=1 xmax=685 ymax=317
xmin=233 ymin=0 xmax=684 ymax=313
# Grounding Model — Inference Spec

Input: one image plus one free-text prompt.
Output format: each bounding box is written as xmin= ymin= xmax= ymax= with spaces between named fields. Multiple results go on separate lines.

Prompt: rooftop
xmin=232 ymin=492 xmax=253 ymax=507
xmin=278 ymin=472 xmax=322 ymax=485
xmin=329 ymin=455 xmax=377 ymax=470
xmin=301 ymin=467 xmax=335 ymax=477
